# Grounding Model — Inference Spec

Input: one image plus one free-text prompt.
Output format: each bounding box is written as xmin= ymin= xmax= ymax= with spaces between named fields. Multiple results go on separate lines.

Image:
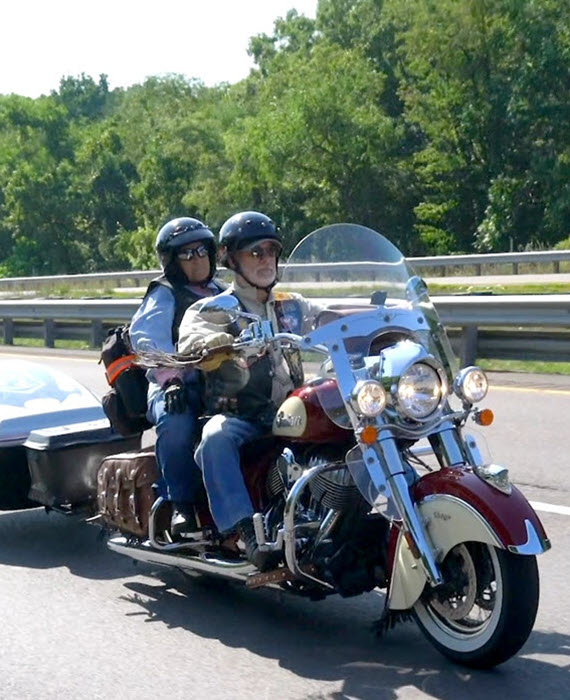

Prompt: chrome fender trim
xmin=388 ymin=494 xmax=502 ymax=610
xmin=508 ymin=519 xmax=552 ymax=555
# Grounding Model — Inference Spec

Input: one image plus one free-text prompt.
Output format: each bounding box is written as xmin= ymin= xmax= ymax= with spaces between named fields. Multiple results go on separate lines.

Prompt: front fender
xmin=387 ymin=467 xmax=550 ymax=611
xmin=414 ymin=467 xmax=549 ymax=549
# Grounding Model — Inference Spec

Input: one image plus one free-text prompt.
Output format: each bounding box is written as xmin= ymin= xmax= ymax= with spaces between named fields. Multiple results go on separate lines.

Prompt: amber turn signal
xmin=475 ymin=408 xmax=494 ymax=426
xmin=360 ymin=425 xmax=379 ymax=445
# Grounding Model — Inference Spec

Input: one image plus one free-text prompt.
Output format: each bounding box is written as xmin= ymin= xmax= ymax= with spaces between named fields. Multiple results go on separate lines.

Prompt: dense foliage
xmin=0 ymin=0 xmax=568 ymax=276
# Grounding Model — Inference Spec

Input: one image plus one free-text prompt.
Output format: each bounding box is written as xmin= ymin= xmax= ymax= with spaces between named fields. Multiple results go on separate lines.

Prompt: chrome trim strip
xmin=508 ymin=519 xmax=552 ymax=555
xmin=374 ymin=412 xmax=466 ymax=440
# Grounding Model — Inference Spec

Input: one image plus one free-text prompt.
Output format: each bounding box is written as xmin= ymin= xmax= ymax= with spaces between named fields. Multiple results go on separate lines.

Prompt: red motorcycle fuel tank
xmin=272 ymin=378 xmax=350 ymax=443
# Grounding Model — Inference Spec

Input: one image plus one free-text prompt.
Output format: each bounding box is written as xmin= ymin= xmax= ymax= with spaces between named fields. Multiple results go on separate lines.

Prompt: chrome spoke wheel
xmin=414 ymin=543 xmax=539 ymax=668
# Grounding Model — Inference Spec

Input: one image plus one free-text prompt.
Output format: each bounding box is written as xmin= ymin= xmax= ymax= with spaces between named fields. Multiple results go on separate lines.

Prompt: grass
xmin=11 ymin=337 xmax=91 ymax=350
xmin=478 ymin=358 xmax=570 ymax=376
xmin=279 ymin=280 xmax=570 ymax=297
xmin=427 ymin=282 xmax=570 ymax=295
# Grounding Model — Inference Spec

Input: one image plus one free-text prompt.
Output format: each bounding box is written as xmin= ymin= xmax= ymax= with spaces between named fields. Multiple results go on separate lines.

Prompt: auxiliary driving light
xmin=353 ymin=380 xmax=386 ymax=417
xmin=454 ymin=366 xmax=489 ymax=403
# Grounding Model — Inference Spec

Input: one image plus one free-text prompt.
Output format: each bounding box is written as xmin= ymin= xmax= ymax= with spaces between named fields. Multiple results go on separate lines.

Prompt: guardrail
xmin=0 ymin=249 xmax=569 ymax=292
xmin=1 ymin=295 xmax=569 ymax=366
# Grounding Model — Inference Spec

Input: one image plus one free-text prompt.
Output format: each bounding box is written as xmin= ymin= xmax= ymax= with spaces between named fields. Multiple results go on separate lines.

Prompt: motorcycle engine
xmin=307 ymin=456 xmax=363 ymax=511
xmin=272 ymin=448 xmax=362 ymax=512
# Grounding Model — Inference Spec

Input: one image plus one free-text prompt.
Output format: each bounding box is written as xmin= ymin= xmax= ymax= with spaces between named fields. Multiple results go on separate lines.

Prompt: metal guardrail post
xmin=3 ymin=318 xmax=14 ymax=345
xmin=44 ymin=319 xmax=55 ymax=348
xmin=91 ymin=320 xmax=104 ymax=348
xmin=460 ymin=326 xmax=479 ymax=367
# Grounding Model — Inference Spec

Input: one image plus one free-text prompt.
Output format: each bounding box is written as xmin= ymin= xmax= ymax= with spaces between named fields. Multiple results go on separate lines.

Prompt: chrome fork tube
xmin=375 ymin=437 xmax=443 ymax=586
xmin=429 ymin=420 xmax=468 ymax=467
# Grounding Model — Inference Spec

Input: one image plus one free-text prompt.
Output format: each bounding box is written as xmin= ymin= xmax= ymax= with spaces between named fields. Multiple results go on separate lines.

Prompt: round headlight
xmin=354 ymin=380 xmax=386 ymax=417
xmin=454 ymin=366 xmax=488 ymax=403
xmin=396 ymin=362 xmax=444 ymax=420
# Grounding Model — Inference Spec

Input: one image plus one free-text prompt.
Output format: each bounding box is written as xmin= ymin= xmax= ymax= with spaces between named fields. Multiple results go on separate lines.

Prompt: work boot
xmin=236 ymin=518 xmax=281 ymax=572
xmin=170 ymin=503 xmax=199 ymax=539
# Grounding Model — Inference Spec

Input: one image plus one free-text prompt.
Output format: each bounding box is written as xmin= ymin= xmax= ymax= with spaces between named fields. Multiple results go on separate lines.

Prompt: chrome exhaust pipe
xmin=107 ymin=536 xmax=255 ymax=582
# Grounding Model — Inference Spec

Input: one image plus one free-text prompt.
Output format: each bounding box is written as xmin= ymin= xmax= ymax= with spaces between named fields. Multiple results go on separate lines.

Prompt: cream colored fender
xmin=387 ymin=494 xmax=503 ymax=610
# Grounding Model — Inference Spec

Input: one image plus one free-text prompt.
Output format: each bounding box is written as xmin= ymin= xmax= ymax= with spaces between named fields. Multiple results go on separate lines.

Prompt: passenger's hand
xmin=200 ymin=332 xmax=234 ymax=350
xmin=163 ymin=378 xmax=187 ymax=414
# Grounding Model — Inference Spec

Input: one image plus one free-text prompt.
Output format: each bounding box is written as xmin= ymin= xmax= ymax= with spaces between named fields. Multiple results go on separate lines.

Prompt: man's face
xmin=233 ymin=240 xmax=281 ymax=288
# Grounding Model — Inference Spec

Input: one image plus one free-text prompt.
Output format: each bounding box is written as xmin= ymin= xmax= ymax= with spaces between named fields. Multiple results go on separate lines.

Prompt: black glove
xmin=163 ymin=378 xmax=187 ymax=414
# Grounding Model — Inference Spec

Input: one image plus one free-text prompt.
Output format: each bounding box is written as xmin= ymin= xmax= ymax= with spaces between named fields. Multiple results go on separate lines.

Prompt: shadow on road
xmin=1 ymin=507 xmax=566 ymax=698
xmin=0 ymin=507 xmax=132 ymax=580
xmin=120 ymin=569 xmax=570 ymax=700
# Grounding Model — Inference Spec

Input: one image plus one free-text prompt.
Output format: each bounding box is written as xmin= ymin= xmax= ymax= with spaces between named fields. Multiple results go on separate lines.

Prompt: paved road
xmin=0 ymin=348 xmax=568 ymax=699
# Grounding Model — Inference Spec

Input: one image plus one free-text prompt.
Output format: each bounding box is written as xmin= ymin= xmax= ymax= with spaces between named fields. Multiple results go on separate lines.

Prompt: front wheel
xmin=414 ymin=542 xmax=539 ymax=668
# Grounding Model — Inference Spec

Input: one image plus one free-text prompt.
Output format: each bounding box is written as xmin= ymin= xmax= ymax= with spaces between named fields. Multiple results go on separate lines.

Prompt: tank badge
xmin=275 ymin=411 xmax=303 ymax=428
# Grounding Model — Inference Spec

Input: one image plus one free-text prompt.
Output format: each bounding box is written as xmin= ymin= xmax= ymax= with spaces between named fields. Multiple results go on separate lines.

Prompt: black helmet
xmin=219 ymin=211 xmax=283 ymax=291
xmin=219 ymin=211 xmax=282 ymax=253
xmin=155 ymin=216 xmax=216 ymax=283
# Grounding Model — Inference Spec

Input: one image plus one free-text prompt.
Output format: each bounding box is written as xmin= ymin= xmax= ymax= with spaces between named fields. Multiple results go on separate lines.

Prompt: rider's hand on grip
xmin=200 ymin=331 xmax=234 ymax=351
xmin=163 ymin=378 xmax=187 ymax=414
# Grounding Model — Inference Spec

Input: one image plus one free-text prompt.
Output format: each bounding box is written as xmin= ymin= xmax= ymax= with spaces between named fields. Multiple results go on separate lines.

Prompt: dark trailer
xmin=0 ymin=359 xmax=139 ymax=513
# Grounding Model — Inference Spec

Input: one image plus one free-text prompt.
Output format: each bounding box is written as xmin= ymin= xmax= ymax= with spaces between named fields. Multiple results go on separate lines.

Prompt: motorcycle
xmin=96 ymin=223 xmax=550 ymax=669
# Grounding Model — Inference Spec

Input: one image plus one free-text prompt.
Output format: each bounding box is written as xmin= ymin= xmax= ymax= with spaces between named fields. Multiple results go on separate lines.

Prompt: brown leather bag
xmin=97 ymin=446 xmax=164 ymax=537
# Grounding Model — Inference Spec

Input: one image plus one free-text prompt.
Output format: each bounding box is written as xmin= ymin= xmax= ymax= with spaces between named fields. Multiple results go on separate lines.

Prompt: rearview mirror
xmin=194 ymin=295 xmax=240 ymax=325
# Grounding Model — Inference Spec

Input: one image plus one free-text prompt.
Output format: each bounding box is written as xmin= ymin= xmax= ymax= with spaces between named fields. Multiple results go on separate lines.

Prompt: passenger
xmin=177 ymin=211 xmax=322 ymax=568
xmin=130 ymin=217 xmax=225 ymax=538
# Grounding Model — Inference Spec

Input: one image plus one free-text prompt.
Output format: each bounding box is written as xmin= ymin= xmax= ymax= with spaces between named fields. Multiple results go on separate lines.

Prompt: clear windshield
xmin=280 ymin=223 xmax=413 ymax=301
xmin=278 ymin=224 xmax=458 ymax=427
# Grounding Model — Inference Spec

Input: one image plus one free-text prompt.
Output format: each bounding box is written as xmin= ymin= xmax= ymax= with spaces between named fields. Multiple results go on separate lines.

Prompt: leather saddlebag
xmin=97 ymin=446 xmax=166 ymax=537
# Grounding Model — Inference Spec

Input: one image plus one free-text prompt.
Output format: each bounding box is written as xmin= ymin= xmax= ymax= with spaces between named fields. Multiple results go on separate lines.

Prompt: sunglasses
xmin=246 ymin=242 xmax=282 ymax=260
xmin=177 ymin=244 xmax=209 ymax=261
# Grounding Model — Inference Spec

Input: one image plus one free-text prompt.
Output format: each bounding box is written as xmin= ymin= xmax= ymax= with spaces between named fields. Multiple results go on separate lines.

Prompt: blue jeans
xmin=195 ymin=415 xmax=264 ymax=532
xmin=147 ymin=383 xmax=203 ymax=504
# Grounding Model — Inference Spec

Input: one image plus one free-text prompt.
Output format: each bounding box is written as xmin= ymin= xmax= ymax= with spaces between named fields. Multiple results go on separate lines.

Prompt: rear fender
xmin=387 ymin=467 xmax=550 ymax=611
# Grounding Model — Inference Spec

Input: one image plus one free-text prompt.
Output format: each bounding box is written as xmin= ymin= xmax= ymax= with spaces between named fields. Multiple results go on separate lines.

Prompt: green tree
xmin=387 ymin=0 xmax=570 ymax=251
xmin=224 ymin=37 xmax=416 ymax=251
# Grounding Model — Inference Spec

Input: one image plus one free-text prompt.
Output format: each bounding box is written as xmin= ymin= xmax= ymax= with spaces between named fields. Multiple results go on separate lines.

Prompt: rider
xmin=177 ymin=211 xmax=323 ymax=569
xmin=129 ymin=216 xmax=225 ymax=538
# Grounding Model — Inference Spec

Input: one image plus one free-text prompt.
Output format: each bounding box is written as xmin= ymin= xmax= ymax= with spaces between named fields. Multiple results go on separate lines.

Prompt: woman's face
xmin=176 ymin=241 xmax=211 ymax=283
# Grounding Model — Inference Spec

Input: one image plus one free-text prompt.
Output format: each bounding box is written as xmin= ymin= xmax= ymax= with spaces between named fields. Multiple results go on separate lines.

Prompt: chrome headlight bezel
xmin=352 ymin=379 xmax=387 ymax=417
xmin=453 ymin=366 xmax=489 ymax=403
xmin=394 ymin=360 xmax=448 ymax=422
